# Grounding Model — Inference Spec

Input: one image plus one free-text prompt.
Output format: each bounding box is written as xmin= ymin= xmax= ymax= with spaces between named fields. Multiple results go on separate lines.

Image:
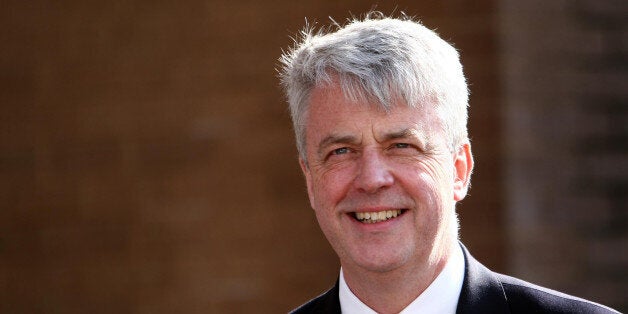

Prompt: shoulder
xmin=290 ymin=282 xmax=341 ymax=314
xmin=494 ymin=272 xmax=619 ymax=314
xmin=458 ymin=243 xmax=619 ymax=314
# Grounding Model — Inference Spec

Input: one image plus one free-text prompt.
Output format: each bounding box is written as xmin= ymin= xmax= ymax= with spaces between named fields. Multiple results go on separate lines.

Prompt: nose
xmin=354 ymin=149 xmax=394 ymax=194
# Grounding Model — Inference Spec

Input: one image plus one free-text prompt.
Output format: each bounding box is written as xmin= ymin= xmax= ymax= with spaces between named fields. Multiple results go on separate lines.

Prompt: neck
xmin=342 ymin=241 xmax=456 ymax=314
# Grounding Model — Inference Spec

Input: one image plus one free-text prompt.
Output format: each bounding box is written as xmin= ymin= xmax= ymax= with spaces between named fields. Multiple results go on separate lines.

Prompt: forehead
xmin=306 ymin=83 xmax=442 ymax=134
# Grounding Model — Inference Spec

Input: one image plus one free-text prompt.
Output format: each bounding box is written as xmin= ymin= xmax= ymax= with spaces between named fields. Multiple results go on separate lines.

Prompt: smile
xmin=354 ymin=209 xmax=404 ymax=224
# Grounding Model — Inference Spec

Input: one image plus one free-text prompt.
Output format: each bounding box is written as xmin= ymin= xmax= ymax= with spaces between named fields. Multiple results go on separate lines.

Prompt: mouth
xmin=352 ymin=209 xmax=405 ymax=224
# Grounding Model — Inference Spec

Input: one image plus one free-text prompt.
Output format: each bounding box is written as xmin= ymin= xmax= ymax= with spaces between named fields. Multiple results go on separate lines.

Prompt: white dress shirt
xmin=339 ymin=245 xmax=465 ymax=314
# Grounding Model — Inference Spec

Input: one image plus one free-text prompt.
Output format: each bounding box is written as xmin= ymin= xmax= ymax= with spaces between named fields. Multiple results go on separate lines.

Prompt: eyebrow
xmin=380 ymin=127 xmax=431 ymax=151
xmin=379 ymin=128 xmax=415 ymax=142
xmin=316 ymin=134 xmax=359 ymax=156
xmin=315 ymin=128 xmax=427 ymax=155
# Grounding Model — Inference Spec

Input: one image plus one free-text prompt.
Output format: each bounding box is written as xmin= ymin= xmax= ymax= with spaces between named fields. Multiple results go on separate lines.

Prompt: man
xmin=278 ymin=13 xmax=618 ymax=314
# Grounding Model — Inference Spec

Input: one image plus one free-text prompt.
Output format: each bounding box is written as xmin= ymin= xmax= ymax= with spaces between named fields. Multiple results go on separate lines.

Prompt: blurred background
xmin=1 ymin=0 xmax=626 ymax=313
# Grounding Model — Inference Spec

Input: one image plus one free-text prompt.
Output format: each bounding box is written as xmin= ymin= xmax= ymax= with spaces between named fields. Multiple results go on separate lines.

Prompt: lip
xmin=348 ymin=206 xmax=407 ymax=214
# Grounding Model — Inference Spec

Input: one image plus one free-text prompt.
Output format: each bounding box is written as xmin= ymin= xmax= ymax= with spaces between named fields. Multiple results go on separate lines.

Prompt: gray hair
xmin=279 ymin=13 xmax=469 ymax=161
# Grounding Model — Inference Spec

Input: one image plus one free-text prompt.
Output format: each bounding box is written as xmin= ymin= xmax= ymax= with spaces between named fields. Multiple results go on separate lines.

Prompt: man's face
xmin=300 ymin=83 xmax=472 ymax=275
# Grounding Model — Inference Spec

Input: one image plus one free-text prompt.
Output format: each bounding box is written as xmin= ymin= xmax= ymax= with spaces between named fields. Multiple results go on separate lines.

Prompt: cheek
xmin=421 ymin=157 xmax=454 ymax=187
xmin=405 ymin=160 xmax=454 ymax=204
xmin=311 ymin=165 xmax=356 ymax=208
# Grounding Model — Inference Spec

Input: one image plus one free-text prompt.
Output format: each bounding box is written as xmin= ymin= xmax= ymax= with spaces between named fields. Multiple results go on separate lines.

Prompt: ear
xmin=453 ymin=142 xmax=474 ymax=202
xmin=299 ymin=157 xmax=316 ymax=209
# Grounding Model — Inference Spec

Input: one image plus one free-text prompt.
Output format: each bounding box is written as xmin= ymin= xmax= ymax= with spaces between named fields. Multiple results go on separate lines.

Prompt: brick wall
xmin=500 ymin=0 xmax=627 ymax=311
xmin=0 ymin=1 xmax=504 ymax=313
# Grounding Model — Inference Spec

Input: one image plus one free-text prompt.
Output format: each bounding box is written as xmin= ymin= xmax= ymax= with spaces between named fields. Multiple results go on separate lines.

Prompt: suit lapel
xmin=456 ymin=244 xmax=510 ymax=314
xmin=317 ymin=281 xmax=341 ymax=313
xmin=293 ymin=280 xmax=341 ymax=314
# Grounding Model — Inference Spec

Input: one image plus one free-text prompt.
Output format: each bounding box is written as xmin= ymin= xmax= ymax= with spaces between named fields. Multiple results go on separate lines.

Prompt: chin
xmin=348 ymin=250 xmax=411 ymax=273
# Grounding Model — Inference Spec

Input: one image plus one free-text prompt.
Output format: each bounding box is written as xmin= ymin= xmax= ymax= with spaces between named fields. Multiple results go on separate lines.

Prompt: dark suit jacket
xmin=290 ymin=244 xmax=618 ymax=313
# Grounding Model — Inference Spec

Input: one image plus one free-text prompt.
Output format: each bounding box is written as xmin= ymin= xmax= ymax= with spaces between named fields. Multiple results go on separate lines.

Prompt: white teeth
xmin=354 ymin=210 xmax=403 ymax=223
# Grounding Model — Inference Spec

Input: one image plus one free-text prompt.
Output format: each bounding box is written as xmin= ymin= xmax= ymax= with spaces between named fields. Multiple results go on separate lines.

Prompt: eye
xmin=332 ymin=147 xmax=350 ymax=155
xmin=389 ymin=143 xmax=421 ymax=156
xmin=324 ymin=147 xmax=353 ymax=161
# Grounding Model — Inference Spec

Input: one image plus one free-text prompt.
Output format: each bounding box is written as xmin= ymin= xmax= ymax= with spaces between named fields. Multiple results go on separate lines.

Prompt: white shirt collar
xmin=339 ymin=244 xmax=465 ymax=314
